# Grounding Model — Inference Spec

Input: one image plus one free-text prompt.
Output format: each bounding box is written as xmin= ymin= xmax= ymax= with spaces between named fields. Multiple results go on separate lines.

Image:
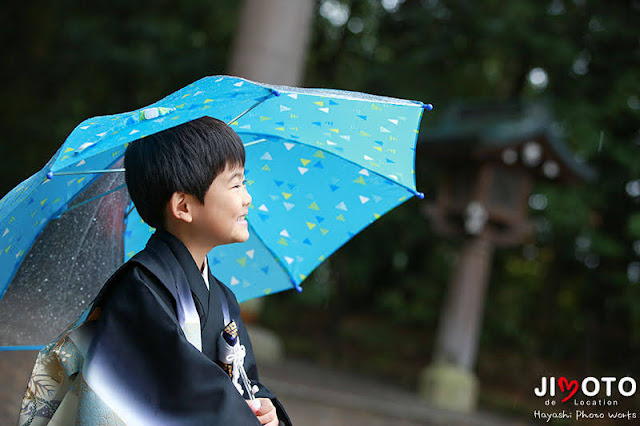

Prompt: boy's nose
xmin=243 ymin=187 xmax=252 ymax=206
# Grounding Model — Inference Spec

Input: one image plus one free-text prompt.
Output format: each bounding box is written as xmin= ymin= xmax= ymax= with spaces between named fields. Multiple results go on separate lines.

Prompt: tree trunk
xmin=228 ymin=0 xmax=315 ymax=86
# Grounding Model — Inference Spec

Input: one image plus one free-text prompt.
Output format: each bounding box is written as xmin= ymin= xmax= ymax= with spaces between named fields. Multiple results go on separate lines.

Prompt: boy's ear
xmin=167 ymin=192 xmax=194 ymax=224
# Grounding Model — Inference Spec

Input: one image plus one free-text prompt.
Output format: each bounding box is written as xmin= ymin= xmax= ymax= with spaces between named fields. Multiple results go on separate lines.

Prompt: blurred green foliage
xmin=0 ymin=1 xmax=241 ymax=195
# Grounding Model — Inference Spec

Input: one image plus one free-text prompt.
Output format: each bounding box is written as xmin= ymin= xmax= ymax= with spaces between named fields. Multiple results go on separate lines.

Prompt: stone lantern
xmin=416 ymin=101 xmax=595 ymax=412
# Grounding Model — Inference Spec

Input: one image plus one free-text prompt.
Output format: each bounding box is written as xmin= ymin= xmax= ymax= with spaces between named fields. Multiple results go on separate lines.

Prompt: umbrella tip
xmin=289 ymin=277 xmax=303 ymax=293
xmin=422 ymin=103 xmax=434 ymax=111
xmin=409 ymin=189 xmax=425 ymax=199
xmin=272 ymin=89 xmax=281 ymax=97
xmin=46 ymin=171 xmax=54 ymax=180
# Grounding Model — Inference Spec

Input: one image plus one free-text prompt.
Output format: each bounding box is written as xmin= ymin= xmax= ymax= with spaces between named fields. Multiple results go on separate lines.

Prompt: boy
xmin=19 ymin=117 xmax=290 ymax=425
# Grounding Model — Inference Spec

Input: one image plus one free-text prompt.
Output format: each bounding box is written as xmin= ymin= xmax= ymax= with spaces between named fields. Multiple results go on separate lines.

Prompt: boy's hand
xmin=247 ymin=398 xmax=279 ymax=426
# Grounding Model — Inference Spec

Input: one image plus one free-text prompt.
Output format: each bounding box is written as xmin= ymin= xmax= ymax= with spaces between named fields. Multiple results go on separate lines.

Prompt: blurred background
xmin=1 ymin=0 xmax=639 ymax=424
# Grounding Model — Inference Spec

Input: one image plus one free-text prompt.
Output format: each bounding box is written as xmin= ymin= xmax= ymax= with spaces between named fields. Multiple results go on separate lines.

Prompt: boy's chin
xmin=234 ymin=232 xmax=250 ymax=244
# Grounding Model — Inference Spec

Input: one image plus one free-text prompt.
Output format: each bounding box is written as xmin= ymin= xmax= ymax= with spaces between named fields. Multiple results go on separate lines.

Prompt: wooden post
xmin=434 ymin=236 xmax=494 ymax=369
xmin=419 ymin=235 xmax=494 ymax=411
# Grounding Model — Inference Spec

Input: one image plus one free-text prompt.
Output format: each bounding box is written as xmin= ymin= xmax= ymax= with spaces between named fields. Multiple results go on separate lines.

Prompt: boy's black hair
xmin=124 ymin=116 xmax=245 ymax=230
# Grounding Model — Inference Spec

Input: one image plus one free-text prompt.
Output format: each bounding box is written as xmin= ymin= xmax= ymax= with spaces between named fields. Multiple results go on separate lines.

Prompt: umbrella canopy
xmin=0 ymin=75 xmax=429 ymax=347
xmin=0 ymin=166 xmax=127 ymax=346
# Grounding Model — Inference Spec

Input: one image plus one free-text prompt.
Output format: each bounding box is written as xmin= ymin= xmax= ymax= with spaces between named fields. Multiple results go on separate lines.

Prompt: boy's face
xmin=190 ymin=163 xmax=252 ymax=247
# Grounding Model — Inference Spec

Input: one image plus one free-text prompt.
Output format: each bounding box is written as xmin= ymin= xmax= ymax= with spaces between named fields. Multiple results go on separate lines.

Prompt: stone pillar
xmin=419 ymin=236 xmax=494 ymax=411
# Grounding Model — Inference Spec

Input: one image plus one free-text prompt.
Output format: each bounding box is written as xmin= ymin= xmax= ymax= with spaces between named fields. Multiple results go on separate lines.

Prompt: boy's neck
xmin=163 ymin=226 xmax=210 ymax=272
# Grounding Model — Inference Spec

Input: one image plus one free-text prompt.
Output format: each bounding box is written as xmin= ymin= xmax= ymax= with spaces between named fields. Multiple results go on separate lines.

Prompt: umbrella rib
xmin=235 ymin=132 xmax=425 ymax=199
xmin=62 ymin=184 xmax=127 ymax=216
xmin=51 ymin=169 xmax=125 ymax=176
xmin=226 ymin=90 xmax=279 ymax=126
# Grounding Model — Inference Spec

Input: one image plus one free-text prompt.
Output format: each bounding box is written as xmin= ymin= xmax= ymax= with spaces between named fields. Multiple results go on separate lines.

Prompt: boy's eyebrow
xmin=227 ymin=171 xmax=245 ymax=182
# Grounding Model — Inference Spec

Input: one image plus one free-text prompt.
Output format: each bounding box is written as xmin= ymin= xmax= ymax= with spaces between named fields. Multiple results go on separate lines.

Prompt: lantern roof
xmin=418 ymin=101 xmax=597 ymax=183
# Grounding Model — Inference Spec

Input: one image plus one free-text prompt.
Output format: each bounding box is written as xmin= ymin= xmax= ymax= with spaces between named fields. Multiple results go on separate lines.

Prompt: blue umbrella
xmin=0 ymin=75 xmax=430 ymax=347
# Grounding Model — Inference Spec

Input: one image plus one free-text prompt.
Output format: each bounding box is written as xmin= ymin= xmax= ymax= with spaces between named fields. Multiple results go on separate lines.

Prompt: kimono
xmin=18 ymin=230 xmax=291 ymax=425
